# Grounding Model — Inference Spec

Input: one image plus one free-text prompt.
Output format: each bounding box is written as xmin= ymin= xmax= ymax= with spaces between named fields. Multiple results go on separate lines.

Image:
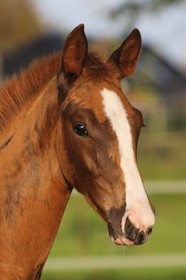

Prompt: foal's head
xmin=58 ymin=24 xmax=155 ymax=246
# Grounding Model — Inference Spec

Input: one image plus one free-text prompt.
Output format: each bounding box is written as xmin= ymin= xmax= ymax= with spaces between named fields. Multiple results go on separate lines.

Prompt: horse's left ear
xmin=58 ymin=24 xmax=88 ymax=102
xmin=108 ymin=28 xmax=141 ymax=78
xmin=62 ymin=24 xmax=88 ymax=77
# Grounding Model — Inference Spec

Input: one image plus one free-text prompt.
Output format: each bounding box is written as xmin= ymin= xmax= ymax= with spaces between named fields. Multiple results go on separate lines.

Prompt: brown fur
xmin=0 ymin=52 xmax=61 ymax=134
xmin=0 ymin=24 xmax=154 ymax=279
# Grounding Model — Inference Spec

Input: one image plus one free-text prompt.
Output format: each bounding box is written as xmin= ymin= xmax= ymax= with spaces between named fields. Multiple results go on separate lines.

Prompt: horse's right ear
xmin=61 ymin=24 xmax=88 ymax=78
xmin=108 ymin=28 xmax=141 ymax=78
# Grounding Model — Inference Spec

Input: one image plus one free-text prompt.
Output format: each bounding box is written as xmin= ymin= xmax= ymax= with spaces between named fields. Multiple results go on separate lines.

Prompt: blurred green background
xmin=42 ymin=192 xmax=185 ymax=280
xmin=0 ymin=0 xmax=185 ymax=279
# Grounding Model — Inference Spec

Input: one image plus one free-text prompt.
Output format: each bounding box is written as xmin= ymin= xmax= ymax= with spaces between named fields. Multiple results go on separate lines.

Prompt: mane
xmin=0 ymin=52 xmax=62 ymax=134
xmin=0 ymin=51 xmax=118 ymax=135
xmin=84 ymin=53 xmax=120 ymax=88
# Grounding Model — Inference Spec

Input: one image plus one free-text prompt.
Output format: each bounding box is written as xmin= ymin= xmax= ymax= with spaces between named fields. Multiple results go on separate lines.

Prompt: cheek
xmin=94 ymin=145 xmax=126 ymax=208
xmin=64 ymin=127 xmax=99 ymax=176
xmin=80 ymin=147 xmax=99 ymax=174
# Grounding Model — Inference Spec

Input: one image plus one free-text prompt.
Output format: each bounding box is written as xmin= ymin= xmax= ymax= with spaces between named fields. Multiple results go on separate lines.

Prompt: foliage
xmin=0 ymin=0 xmax=42 ymax=52
xmin=110 ymin=0 xmax=185 ymax=32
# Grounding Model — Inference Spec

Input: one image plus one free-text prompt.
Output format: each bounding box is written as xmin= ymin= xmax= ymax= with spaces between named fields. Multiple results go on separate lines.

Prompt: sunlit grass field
xmin=42 ymin=192 xmax=186 ymax=279
xmin=46 ymin=193 xmax=185 ymax=256
xmin=43 ymin=267 xmax=186 ymax=280
xmin=138 ymin=130 xmax=185 ymax=180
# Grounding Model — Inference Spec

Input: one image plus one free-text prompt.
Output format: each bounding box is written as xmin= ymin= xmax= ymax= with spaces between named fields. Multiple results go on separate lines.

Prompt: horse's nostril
xmin=125 ymin=216 xmax=152 ymax=245
xmin=134 ymin=231 xmax=146 ymax=245
xmin=125 ymin=216 xmax=139 ymax=241
xmin=147 ymin=227 xmax=153 ymax=235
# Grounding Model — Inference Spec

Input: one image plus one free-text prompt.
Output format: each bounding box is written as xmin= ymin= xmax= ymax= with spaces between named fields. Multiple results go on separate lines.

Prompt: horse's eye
xmin=73 ymin=123 xmax=88 ymax=137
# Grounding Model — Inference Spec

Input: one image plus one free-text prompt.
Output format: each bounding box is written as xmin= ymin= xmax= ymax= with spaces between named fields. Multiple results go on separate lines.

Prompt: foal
xmin=0 ymin=24 xmax=155 ymax=279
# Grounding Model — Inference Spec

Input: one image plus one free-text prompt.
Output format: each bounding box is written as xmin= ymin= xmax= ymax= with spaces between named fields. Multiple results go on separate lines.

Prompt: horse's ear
xmin=62 ymin=24 xmax=88 ymax=77
xmin=108 ymin=28 xmax=141 ymax=78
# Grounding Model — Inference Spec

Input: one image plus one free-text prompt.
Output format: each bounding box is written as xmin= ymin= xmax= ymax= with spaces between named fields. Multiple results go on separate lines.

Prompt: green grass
xmin=42 ymin=267 xmax=186 ymax=280
xmin=42 ymin=192 xmax=186 ymax=279
xmin=48 ymin=193 xmax=186 ymax=257
xmin=138 ymin=147 xmax=186 ymax=180
xmin=138 ymin=130 xmax=186 ymax=180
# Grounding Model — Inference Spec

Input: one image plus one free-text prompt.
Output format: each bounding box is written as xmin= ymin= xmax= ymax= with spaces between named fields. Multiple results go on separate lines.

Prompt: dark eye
xmin=73 ymin=123 xmax=88 ymax=137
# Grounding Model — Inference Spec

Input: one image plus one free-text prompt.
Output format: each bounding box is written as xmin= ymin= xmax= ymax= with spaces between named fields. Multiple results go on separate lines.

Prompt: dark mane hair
xmin=0 ymin=51 xmax=118 ymax=134
xmin=0 ymin=52 xmax=62 ymax=133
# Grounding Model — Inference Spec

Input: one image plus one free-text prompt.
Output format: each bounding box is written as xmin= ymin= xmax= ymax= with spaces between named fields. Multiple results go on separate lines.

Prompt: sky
xmin=33 ymin=0 xmax=185 ymax=70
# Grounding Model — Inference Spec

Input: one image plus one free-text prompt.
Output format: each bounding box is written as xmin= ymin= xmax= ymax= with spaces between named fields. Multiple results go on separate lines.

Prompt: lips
xmin=114 ymin=237 xmax=134 ymax=246
xmin=108 ymin=222 xmax=134 ymax=246
xmin=110 ymin=234 xmax=134 ymax=246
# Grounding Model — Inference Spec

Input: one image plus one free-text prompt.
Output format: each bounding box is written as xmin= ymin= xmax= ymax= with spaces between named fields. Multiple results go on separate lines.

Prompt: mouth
xmin=107 ymin=222 xmax=134 ymax=246
xmin=107 ymin=218 xmax=152 ymax=246
xmin=110 ymin=235 xmax=134 ymax=246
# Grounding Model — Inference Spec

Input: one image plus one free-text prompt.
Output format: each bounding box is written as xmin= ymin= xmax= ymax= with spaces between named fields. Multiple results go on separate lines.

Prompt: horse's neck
xmin=0 ymin=79 xmax=71 ymax=279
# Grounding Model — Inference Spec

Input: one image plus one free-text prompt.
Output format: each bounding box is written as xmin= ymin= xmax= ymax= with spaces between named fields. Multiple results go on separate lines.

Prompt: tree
xmin=110 ymin=0 xmax=185 ymax=33
xmin=0 ymin=0 xmax=42 ymax=52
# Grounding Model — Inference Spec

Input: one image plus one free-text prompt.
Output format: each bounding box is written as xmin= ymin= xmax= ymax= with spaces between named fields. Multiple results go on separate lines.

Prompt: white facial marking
xmin=101 ymin=88 xmax=155 ymax=233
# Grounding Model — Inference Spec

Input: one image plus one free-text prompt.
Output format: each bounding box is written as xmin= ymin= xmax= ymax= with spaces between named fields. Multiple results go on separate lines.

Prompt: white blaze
xmin=101 ymin=88 xmax=155 ymax=231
